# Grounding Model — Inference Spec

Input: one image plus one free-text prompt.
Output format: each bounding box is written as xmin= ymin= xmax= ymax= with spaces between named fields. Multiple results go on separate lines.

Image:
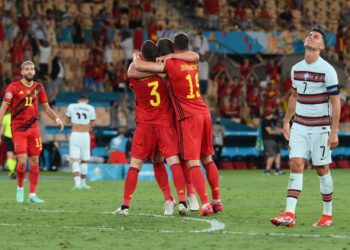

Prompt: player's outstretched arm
xmin=282 ymin=89 xmax=297 ymax=140
xmin=42 ymin=103 xmax=64 ymax=131
xmin=329 ymin=94 xmax=341 ymax=149
xmin=157 ymin=51 xmax=200 ymax=63
xmin=133 ymin=56 xmax=165 ymax=73
xmin=127 ymin=63 xmax=156 ymax=78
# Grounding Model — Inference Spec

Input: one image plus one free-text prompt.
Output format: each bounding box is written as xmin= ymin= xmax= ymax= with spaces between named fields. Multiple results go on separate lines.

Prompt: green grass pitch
xmin=1 ymin=169 xmax=350 ymax=250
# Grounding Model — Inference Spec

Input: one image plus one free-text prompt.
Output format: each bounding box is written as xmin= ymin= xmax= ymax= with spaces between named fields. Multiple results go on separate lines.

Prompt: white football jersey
xmin=66 ymin=102 xmax=96 ymax=125
xmin=291 ymin=56 xmax=338 ymax=133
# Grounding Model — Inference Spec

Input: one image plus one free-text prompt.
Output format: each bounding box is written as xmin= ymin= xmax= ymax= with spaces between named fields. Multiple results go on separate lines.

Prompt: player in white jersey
xmin=271 ymin=28 xmax=340 ymax=228
xmin=65 ymin=95 xmax=96 ymax=189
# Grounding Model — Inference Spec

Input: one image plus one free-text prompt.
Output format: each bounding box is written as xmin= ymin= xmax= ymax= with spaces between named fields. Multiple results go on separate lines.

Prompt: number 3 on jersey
xmin=186 ymin=73 xmax=200 ymax=99
xmin=148 ymin=81 xmax=161 ymax=107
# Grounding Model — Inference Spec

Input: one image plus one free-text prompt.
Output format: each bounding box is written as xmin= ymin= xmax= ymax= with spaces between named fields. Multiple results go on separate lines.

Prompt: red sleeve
xmin=164 ymin=60 xmax=171 ymax=74
xmin=39 ymin=84 xmax=49 ymax=103
xmin=3 ymin=84 xmax=14 ymax=103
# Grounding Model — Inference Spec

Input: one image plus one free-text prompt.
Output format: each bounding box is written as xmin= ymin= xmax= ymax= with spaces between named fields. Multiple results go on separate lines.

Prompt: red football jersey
xmin=3 ymin=80 xmax=48 ymax=132
xmin=164 ymin=59 xmax=209 ymax=121
xmin=130 ymin=76 xmax=174 ymax=127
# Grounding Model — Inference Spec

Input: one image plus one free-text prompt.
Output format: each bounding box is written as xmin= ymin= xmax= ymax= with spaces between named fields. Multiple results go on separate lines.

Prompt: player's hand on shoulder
xmin=156 ymin=54 xmax=173 ymax=64
xmin=133 ymin=52 xmax=142 ymax=61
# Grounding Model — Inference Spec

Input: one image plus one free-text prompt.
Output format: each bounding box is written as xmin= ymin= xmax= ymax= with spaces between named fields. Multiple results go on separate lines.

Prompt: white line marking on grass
xmin=21 ymin=208 xmax=224 ymax=233
xmin=5 ymin=208 xmax=350 ymax=239
xmin=221 ymin=231 xmax=350 ymax=239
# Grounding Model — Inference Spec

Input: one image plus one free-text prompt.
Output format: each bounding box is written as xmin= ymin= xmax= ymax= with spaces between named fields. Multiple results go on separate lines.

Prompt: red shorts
xmin=177 ymin=113 xmax=214 ymax=160
xmin=131 ymin=125 xmax=180 ymax=160
xmin=12 ymin=126 xmax=42 ymax=156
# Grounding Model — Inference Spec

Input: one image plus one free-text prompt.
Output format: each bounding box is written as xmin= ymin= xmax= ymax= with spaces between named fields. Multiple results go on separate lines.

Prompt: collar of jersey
xmin=20 ymin=79 xmax=34 ymax=88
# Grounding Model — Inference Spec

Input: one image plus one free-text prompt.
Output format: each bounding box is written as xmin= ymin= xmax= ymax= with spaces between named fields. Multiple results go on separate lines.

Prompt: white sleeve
xmin=325 ymin=65 xmax=338 ymax=88
xmin=66 ymin=104 xmax=72 ymax=118
xmin=290 ymin=66 xmax=296 ymax=90
xmin=90 ymin=106 xmax=96 ymax=121
xmin=325 ymin=66 xmax=339 ymax=95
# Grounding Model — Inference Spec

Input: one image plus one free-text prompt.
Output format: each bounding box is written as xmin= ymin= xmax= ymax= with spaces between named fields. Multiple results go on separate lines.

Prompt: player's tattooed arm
xmin=133 ymin=53 xmax=165 ymax=73
xmin=127 ymin=63 xmax=156 ymax=78
xmin=157 ymin=51 xmax=199 ymax=63
xmin=42 ymin=103 xmax=64 ymax=131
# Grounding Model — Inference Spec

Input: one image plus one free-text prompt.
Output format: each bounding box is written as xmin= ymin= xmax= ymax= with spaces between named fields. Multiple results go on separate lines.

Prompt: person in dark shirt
xmin=261 ymin=108 xmax=284 ymax=175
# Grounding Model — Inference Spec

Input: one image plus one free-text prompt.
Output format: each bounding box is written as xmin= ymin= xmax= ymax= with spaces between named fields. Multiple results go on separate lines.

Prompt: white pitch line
xmin=4 ymin=208 xmax=350 ymax=239
xmin=1 ymin=221 xmax=350 ymax=239
xmin=21 ymin=208 xmax=225 ymax=233
xmin=221 ymin=231 xmax=350 ymax=239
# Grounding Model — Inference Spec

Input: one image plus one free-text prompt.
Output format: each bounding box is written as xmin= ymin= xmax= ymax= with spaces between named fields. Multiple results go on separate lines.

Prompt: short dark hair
xmin=141 ymin=40 xmax=158 ymax=62
xmin=173 ymin=33 xmax=189 ymax=51
xmin=310 ymin=26 xmax=327 ymax=45
xmin=157 ymin=38 xmax=174 ymax=56
xmin=78 ymin=94 xmax=89 ymax=100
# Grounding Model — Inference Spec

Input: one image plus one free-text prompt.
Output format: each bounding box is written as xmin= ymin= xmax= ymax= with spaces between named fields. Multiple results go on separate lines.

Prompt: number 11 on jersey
xmin=186 ymin=73 xmax=200 ymax=99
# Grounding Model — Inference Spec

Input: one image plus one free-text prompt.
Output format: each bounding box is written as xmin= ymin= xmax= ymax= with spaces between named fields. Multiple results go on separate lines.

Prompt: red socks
xmin=170 ymin=163 xmax=186 ymax=202
xmin=204 ymin=161 xmax=220 ymax=200
xmin=181 ymin=161 xmax=195 ymax=196
xmin=123 ymin=167 xmax=140 ymax=206
xmin=189 ymin=166 xmax=209 ymax=204
xmin=16 ymin=164 xmax=26 ymax=188
xmin=153 ymin=162 xmax=173 ymax=201
xmin=29 ymin=165 xmax=40 ymax=193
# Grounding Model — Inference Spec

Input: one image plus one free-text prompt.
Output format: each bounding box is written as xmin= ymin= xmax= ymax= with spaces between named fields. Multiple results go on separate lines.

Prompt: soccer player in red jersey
xmin=114 ymin=40 xmax=189 ymax=216
xmin=133 ymin=33 xmax=222 ymax=216
xmin=0 ymin=61 xmax=64 ymax=203
xmin=156 ymin=38 xmax=199 ymax=211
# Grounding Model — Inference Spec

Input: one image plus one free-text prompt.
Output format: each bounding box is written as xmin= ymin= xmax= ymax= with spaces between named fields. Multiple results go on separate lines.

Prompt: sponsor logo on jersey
xmin=19 ymin=90 xmax=24 ymax=95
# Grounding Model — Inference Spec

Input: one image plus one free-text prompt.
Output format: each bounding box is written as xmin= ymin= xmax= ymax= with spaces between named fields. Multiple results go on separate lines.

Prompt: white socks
xmin=319 ymin=172 xmax=333 ymax=216
xmin=286 ymin=173 xmax=303 ymax=214
xmin=72 ymin=162 xmax=81 ymax=187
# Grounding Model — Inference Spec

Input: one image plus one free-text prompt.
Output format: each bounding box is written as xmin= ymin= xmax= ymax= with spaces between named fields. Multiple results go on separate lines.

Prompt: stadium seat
xmin=335 ymin=155 xmax=350 ymax=169
xmin=329 ymin=161 xmax=337 ymax=169
xmin=245 ymin=155 xmax=258 ymax=169
xmin=108 ymin=151 xmax=128 ymax=164
xmin=232 ymin=156 xmax=247 ymax=170
xmin=220 ymin=157 xmax=234 ymax=170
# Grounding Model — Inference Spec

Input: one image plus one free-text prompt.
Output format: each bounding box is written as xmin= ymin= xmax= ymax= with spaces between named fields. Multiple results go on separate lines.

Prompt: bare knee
xmin=316 ymin=165 xmax=330 ymax=176
xmin=290 ymin=158 xmax=305 ymax=173
xmin=200 ymin=155 xmax=213 ymax=165
xmin=29 ymin=156 xmax=39 ymax=166
xmin=17 ymin=154 xmax=27 ymax=166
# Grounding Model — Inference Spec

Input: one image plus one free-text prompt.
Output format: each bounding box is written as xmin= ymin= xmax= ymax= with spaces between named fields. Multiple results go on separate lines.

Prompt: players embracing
xmin=115 ymin=33 xmax=223 ymax=216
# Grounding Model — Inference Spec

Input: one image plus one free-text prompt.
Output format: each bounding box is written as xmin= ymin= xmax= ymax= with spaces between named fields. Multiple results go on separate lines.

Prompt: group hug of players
xmin=114 ymin=33 xmax=223 ymax=216
xmin=0 ymin=32 xmax=222 ymax=217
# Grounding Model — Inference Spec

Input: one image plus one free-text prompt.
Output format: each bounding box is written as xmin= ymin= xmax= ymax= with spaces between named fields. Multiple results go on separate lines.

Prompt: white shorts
xmin=289 ymin=128 xmax=331 ymax=166
xmin=69 ymin=132 xmax=91 ymax=161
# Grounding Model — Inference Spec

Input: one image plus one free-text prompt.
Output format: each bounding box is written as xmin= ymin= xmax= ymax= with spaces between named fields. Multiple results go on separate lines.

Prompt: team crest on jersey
xmin=303 ymin=72 xmax=309 ymax=81
xmin=5 ymin=92 xmax=12 ymax=99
